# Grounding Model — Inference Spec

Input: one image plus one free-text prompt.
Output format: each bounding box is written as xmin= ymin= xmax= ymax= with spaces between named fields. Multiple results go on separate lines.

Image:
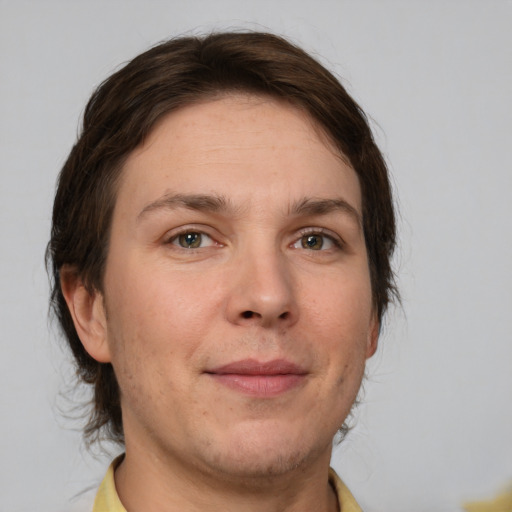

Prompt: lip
xmin=206 ymin=359 xmax=308 ymax=397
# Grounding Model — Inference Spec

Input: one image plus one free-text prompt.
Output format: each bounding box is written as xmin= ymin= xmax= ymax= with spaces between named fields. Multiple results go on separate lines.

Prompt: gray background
xmin=1 ymin=1 xmax=511 ymax=511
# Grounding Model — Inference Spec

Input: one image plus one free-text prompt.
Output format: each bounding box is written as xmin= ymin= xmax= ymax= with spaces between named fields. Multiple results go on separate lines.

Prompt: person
xmin=47 ymin=31 xmax=397 ymax=512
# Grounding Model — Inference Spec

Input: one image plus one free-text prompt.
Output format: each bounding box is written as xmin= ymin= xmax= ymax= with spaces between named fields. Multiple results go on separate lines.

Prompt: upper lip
xmin=207 ymin=358 xmax=307 ymax=376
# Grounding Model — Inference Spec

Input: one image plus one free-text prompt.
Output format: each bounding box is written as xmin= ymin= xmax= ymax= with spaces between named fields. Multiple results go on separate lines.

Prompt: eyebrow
xmin=137 ymin=193 xmax=240 ymax=221
xmin=290 ymin=197 xmax=362 ymax=228
xmin=137 ymin=192 xmax=362 ymax=227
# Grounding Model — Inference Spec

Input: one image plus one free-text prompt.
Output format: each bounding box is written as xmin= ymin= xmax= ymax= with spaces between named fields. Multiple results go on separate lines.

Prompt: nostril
xmin=240 ymin=310 xmax=289 ymax=321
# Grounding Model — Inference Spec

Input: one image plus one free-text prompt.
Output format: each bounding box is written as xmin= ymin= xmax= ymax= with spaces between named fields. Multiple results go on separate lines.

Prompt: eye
xmin=292 ymin=231 xmax=340 ymax=251
xmin=169 ymin=231 xmax=214 ymax=249
xmin=301 ymin=234 xmax=324 ymax=250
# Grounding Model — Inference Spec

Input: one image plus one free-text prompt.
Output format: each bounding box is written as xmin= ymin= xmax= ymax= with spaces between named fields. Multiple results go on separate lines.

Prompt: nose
xmin=225 ymin=246 xmax=298 ymax=329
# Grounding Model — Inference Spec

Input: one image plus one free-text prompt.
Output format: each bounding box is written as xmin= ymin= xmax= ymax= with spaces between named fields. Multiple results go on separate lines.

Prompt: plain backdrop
xmin=1 ymin=1 xmax=511 ymax=511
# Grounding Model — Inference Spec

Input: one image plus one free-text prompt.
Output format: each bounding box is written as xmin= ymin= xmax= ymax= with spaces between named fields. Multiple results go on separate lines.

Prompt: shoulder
xmin=329 ymin=467 xmax=363 ymax=512
xmin=92 ymin=455 xmax=126 ymax=512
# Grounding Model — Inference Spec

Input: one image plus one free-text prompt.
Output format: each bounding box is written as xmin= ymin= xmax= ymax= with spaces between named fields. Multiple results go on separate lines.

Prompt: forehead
xmin=116 ymin=94 xmax=362 ymax=216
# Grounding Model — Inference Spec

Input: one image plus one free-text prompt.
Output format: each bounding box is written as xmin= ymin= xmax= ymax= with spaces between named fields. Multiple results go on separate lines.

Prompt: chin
xmin=204 ymin=450 xmax=310 ymax=483
xmin=197 ymin=426 xmax=330 ymax=482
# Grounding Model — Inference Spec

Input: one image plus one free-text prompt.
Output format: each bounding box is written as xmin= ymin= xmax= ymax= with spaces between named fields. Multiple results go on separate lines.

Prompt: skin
xmin=63 ymin=94 xmax=378 ymax=512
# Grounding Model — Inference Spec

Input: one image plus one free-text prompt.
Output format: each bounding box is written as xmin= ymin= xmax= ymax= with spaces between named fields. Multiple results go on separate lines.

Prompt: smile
xmin=206 ymin=359 xmax=308 ymax=397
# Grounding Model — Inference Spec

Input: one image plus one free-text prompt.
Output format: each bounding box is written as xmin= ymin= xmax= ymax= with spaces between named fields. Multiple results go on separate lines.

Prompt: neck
xmin=114 ymin=439 xmax=338 ymax=512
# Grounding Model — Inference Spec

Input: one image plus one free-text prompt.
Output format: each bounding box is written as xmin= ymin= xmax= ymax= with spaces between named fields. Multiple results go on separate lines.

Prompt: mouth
xmin=205 ymin=359 xmax=308 ymax=397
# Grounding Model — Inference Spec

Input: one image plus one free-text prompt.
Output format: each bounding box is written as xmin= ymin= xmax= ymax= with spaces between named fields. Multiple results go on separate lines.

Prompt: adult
xmin=48 ymin=32 xmax=397 ymax=511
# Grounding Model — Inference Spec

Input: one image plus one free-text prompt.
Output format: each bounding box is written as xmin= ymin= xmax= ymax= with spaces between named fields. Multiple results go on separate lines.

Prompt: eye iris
xmin=179 ymin=232 xmax=202 ymax=248
xmin=302 ymin=234 xmax=323 ymax=250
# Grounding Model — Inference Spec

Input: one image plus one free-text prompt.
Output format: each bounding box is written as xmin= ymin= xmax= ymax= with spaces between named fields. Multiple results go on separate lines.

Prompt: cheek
xmin=104 ymin=260 xmax=223 ymax=364
xmin=303 ymin=273 xmax=373 ymax=392
xmin=304 ymin=271 xmax=374 ymax=337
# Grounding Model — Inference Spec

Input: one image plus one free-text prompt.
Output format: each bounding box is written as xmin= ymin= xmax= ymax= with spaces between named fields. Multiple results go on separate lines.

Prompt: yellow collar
xmin=93 ymin=457 xmax=362 ymax=512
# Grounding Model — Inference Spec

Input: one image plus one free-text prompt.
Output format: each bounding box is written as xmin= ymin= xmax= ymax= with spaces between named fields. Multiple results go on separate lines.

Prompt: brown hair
xmin=47 ymin=31 xmax=397 ymax=445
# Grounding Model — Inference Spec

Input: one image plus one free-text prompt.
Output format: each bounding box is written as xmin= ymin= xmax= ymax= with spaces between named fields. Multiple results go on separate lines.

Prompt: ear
xmin=365 ymin=314 xmax=380 ymax=358
xmin=60 ymin=266 xmax=111 ymax=363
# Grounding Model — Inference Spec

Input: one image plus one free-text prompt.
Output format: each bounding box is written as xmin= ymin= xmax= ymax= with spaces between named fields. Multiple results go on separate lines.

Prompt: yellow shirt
xmin=93 ymin=457 xmax=363 ymax=512
xmin=463 ymin=484 xmax=512 ymax=512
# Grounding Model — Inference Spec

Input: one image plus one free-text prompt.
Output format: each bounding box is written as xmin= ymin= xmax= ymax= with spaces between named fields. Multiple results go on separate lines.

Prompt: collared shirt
xmin=92 ymin=457 xmax=362 ymax=512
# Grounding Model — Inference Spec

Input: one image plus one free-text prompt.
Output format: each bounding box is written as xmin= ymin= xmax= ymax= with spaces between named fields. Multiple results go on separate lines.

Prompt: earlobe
xmin=366 ymin=316 xmax=380 ymax=358
xmin=60 ymin=266 xmax=112 ymax=363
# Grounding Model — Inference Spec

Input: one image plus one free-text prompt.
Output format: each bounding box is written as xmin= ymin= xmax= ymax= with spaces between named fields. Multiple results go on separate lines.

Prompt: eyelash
xmin=165 ymin=228 xmax=217 ymax=249
xmin=164 ymin=227 xmax=343 ymax=252
xmin=293 ymin=228 xmax=344 ymax=251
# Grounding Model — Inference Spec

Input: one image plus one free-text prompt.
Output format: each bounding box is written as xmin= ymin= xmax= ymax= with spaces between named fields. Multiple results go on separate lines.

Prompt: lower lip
xmin=209 ymin=374 xmax=305 ymax=397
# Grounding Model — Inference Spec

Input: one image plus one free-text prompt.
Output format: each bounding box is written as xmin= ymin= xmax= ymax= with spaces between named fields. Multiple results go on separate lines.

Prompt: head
xmin=47 ymin=31 xmax=397 ymax=448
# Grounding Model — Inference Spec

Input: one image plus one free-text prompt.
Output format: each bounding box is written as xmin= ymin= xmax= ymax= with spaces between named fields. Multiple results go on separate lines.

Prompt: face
xmin=85 ymin=95 xmax=377 ymax=481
